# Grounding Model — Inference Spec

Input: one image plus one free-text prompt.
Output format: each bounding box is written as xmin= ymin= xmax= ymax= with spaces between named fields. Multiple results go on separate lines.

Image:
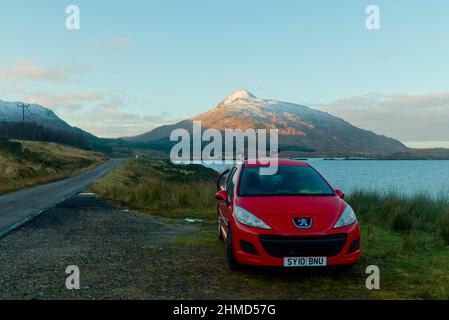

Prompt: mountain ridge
xmin=131 ymin=90 xmax=408 ymax=154
xmin=0 ymin=100 xmax=73 ymax=131
xmin=0 ymin=99 xmax=96 ymax=139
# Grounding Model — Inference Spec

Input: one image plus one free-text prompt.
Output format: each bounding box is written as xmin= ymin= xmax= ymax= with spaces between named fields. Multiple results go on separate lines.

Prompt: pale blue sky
xmin=0 ymin=0 xmax=448 ymax=145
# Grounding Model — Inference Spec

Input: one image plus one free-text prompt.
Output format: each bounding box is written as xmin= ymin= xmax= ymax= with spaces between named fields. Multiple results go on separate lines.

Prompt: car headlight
xmin=334 ymin=205 xmax=357 ymax=229
xmin=234 ymin=206 xmax=271 ymax=230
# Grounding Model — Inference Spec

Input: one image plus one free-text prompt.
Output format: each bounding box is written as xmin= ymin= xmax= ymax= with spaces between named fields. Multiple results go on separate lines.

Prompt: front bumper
xmin=232 ymin=222 xmax=361 ymax=267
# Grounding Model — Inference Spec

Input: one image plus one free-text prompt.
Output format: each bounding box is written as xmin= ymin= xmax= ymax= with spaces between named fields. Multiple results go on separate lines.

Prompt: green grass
xmin=91 ymin=159 xmax=449 ymax=299
xmin=348 ymin=191 xmax=449 ymax=244
xmin=162 ymin=223 xmax=449 ymax=299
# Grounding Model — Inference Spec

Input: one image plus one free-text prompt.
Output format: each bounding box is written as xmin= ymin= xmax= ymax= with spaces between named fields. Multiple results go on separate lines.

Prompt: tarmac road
xmin=0 ymin=159 xmax=122 ymax=239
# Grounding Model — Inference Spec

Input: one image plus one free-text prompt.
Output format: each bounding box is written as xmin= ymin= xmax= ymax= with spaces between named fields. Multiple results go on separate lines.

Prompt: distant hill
xmin=130 ymin=90 xmax=409 ymax=154
xmin=0 ymin=99 xmax=96 ymax=148
xmin=0 ymin=100 xmax=74 ymax=131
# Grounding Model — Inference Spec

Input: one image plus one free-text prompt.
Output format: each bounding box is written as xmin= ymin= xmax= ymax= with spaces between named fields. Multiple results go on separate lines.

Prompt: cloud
xmin=65 ymin=101 xmax=176 ymax=138
xmin=105 ymin=37 xmax=133 ymax=48
xmin=32 ymin=92 xmax=105 ymax=110
xmin=404 ymin=141 xmax=449 ymax=149
xmin=0 ymin=86 xmax=104 ymax=111
xmin=0 ymin=60 xmax=87 ymax=82
xmin=374 ymin=52 xmax=389 ymax=60
xmin=317 ymin=92 xmax=449 ymax=143
xmin=86 ymin=37 xmax=134 ymax=50
xmin=0 ymin=86 xmax=173 ymax=137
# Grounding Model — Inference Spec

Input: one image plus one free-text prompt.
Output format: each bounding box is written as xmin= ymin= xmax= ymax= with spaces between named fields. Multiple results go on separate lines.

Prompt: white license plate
xmin=284 ymin=257 xmax=327 ymax=267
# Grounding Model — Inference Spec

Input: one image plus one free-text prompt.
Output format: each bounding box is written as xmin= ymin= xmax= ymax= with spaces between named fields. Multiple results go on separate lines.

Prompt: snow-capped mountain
xmin=131 ymin=90 xmax=408 ymax=154
xmin=0 ymin=99 xmax=98 ymax=145
xmin=0 ymin=100 xmax=73 ymax=131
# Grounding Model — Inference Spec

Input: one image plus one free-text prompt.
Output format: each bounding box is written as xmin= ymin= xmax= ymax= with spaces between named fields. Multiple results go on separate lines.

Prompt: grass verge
xmin=90 ymin=158 xmax=218 ymax=219
xmin=348 ymin=191 xmax=449 ymax=244
xmin=0 ymin=139 xmax=108 ymax=194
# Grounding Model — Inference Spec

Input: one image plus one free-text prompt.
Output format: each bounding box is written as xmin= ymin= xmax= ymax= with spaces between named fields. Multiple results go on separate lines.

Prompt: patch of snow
xmin=221 ymin=89 xmax=256 ymax=105
xmin=0 ymin=99 xmax=72 ymax=130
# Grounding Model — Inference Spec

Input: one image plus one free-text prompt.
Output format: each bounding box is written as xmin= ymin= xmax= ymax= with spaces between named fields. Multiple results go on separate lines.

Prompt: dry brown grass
xmin=0 ymin=140 xmax=107 ymax=195
xmin=90 ymin=159 xmax=218 ymax=219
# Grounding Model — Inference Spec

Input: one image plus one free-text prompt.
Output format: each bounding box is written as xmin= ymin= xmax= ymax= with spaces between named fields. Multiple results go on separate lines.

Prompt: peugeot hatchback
xmin=216 ymin=159 xmax=361 ymax=269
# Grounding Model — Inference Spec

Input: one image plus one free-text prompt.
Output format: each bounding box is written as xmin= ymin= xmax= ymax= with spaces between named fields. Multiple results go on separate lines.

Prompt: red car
xmin=216 ymin=159 xmax=361 ymax=269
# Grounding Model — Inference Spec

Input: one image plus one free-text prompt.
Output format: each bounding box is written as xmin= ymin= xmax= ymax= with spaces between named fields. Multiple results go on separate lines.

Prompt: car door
xmin=219 ymin=166 xmax=238 ymax=237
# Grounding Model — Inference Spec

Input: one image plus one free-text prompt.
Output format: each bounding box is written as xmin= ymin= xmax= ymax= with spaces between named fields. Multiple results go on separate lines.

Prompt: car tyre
xmin=218 ymin=211 xmax=224 ymax=241
xmin=226 ymin=229 xmax=242 ymax=271
xmin=334 ymin=263 xmax=356 ymax=272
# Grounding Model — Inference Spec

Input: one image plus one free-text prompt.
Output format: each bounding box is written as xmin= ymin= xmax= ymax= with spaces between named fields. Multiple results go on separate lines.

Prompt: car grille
xmin=259 ymin=234 xmax=348 ymax=258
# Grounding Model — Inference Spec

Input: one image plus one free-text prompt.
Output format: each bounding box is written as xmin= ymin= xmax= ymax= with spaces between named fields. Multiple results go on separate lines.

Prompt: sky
xmin=0 ymin=0 xmax=448 ymax=147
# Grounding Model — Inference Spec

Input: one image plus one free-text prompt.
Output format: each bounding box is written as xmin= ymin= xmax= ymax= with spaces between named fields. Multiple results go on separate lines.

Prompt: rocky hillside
xmin=131 ymin=90 xmax=408 ymax=154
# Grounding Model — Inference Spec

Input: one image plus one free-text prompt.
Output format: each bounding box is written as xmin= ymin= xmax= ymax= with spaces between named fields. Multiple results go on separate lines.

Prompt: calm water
xmin=204 ymin=160 xmax=449 ymax=197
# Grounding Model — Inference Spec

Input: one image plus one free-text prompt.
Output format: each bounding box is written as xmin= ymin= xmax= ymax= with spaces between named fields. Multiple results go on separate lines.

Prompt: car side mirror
xmin=215 ymin=190 xmax=229 ymax=202
xmin=335 ymin=189 xmax=345 ymax=199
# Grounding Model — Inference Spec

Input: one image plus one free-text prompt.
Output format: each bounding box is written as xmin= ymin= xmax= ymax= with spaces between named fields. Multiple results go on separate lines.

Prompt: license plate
xmin=284 ymin=257 xmax=327 ymax=267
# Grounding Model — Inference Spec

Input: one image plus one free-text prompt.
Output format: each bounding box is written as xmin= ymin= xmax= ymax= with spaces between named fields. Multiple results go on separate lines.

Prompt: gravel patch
xmin=0 ymin=194 xmax=194 ymax=300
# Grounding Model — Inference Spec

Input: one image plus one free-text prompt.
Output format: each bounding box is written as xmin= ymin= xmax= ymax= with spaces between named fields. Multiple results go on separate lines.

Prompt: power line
xmin=17 ymin=103 xmax=31 ymax=147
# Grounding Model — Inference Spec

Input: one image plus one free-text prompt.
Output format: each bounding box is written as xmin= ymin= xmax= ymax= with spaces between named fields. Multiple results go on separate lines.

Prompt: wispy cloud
xmin=317 ymin=92 xmax=449 ymax=143
xmin=85 ymin=37 xmax=134 ymax=50
xmin=64 ymin=99 xmax=176 ymax=138
xmin=31 ymin=92 xmax=105 ymax=110
xmin=405 ymin=141 xmax=449 ymax=149
xmin=0 ymin=86 xmax=104 ymax=111
xmin=0 ymin=59 xmax=90 ymax=83
xmin=0 ymin=86 xmax=175 ymax=138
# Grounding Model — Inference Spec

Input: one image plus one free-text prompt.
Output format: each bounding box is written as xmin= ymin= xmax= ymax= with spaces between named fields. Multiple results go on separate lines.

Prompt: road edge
xmin=0 ymin=160 xmax=120 ymax=240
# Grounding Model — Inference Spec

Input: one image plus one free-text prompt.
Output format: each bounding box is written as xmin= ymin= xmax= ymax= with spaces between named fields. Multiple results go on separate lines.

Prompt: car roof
xmin=243 ymin=158 xmax=310 ymax=168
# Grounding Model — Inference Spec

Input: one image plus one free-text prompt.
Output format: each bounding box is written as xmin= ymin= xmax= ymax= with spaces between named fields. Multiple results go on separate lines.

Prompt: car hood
xmin=235 ymin=196 xmax=347 ymax=233
xmin=236 ymin=196 xmax=346 ymax=216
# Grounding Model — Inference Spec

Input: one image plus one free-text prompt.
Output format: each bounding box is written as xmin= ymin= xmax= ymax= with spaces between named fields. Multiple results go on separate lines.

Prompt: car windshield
xmin=238 ymin=165 xmax=335 ymax=196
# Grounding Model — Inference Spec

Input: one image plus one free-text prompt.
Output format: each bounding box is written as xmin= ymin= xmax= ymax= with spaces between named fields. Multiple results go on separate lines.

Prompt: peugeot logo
xmin=293 ymin=218 xmax=313 ymax=229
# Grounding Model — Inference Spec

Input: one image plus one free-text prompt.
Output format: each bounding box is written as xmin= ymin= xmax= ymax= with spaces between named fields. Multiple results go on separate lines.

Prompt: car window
xmin=238 ymin=165 xmax=334 ymax=197
xmin=226 ymin=167 xmax=238 ymax=199
xmin=230 ymin=166 xmax=239 ymax=199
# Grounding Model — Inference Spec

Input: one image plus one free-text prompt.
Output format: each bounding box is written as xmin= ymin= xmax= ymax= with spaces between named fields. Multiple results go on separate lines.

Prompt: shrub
xmin=348 ymin=190 xmax=449 ymax=242
xmin=392 ymin=211 xmax=414 ymax=233
xmin=0 ymin=138 xmax=22 ymax=156
xmin=438 ymin=210 xmax=449 ymax=244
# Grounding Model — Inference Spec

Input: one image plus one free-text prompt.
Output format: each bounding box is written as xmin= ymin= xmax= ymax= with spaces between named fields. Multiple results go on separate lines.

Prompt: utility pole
xmin=17 ymin=103 xmax=31 ymax=147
